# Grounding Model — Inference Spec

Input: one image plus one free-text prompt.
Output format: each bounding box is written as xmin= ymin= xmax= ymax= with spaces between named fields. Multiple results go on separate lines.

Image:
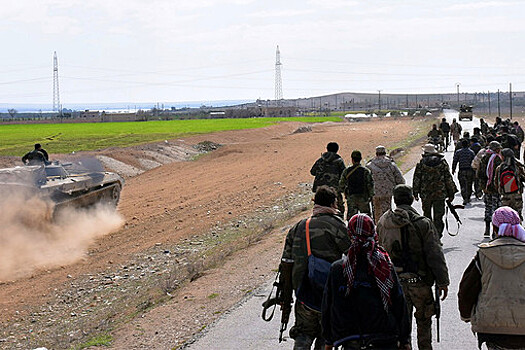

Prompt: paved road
xmin=187 ymin=110 xmax=489 ymax=350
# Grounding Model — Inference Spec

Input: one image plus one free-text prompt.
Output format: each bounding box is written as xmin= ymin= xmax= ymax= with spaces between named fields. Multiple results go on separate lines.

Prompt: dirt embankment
xmin=0 ymin=117 xmax=434 ymax=350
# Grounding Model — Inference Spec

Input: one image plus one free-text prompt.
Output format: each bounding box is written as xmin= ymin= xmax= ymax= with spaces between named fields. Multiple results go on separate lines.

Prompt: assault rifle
xmin=261 ymin=260 xmax=294 ymax=342
xmin=434 ymin=285 xmax=441 ymax=343
xmin=445 ymin=199 xmax=464 ymax=236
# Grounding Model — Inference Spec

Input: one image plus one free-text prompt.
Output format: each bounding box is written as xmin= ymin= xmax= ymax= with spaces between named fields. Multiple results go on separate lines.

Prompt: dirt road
xmin=0 ymin=117 xmax=432 ymax=349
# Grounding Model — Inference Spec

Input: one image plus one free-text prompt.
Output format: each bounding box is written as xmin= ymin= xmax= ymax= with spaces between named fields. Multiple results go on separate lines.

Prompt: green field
xmin=0 ymin=117 xmax=341 ymax=156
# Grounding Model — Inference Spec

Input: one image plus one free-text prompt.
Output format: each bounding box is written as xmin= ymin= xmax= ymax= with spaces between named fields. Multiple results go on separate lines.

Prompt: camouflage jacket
xmin=512 ymin=126 xmax=525 ymax=143
xmin=450 ymin=122 xmax=462 ymax=137
xmin=339 ymin=164 xmax=374 ymax=199
xmin=413 ymin=154 xmax=457 ymax=201
xmin=478 ymin=152 xmax=503 ymax=194
xmin=427 ymin=129 xmax=443 ymax=138
xmin=282 ymin=213 xmax=350 ymax=290
xmin=377 ymin=204 xmax=450 ymax=287
xmin=310 ymin=152 xmax=346 ymax=192
xmin=366 ymin=156 xmax=405 ymax=197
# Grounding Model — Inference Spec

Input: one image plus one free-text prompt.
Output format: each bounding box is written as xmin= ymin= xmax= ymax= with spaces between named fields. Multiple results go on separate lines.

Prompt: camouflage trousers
xmin=399 ymin=277 xmax=434 ymax=350
xmin=421 ymin=199 xmax=445 ymax=237
xmin=372 ymin=196 xmax=392 ymax=223
xmin=473 ymin=176 xmax=483 ymax=198
xmin=484 ymin=193 xmax=501 ymax=223
xmin=458 ymin=169 xmax=474 ymax=203
xmin=501 ymin=192 xmax=523 ymax=220
xmin=346 ymin=194 xmax=372 ymax=221
xmin=289 ymin=302 xmax=324 ymax=350
xmin=336 ymin=192 xmax=345 ymax=216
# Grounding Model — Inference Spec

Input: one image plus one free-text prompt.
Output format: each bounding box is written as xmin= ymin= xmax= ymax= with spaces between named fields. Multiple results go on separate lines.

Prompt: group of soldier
xmin=277 ymin=117 xmax=525 ymax=350
xmin=440 ymin=118 xmax=525 ymax=236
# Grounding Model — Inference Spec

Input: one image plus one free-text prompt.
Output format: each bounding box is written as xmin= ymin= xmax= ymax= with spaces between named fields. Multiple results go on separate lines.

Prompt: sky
xmin=0 ymin=0 xmax=524 ymax=106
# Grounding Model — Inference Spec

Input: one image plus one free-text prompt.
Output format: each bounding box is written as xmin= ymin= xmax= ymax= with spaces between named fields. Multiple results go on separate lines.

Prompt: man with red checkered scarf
xmin=322 ymin=213 xmax=411 ymax=349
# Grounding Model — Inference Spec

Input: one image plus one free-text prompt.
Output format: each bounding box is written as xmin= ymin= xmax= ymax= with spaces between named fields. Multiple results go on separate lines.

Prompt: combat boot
xmin=484 ymin=221 xmax=491 ymax=237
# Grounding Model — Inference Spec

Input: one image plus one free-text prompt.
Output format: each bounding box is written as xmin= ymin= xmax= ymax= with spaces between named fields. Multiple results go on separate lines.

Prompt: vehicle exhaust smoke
xmin=0 ymin=190 xmax=124 ymax=281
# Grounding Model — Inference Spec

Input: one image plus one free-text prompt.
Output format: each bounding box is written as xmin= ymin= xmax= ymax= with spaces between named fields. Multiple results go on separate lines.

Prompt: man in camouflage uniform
xmin=494 ymin=148 xmax=525 ymax=221
xmin=480 ymin=118 xmax=489 ymax=135
xmin=339 ymin=150 xmax=374 ymax=221
xmin=413 ymin=144 xmax=457 ymax=237
xmin=377 ymin=185 xmax=450 ymax=350
xmin=450 ymin=118 xmax=462 ymax=143
xmin=366 ymin=145 xmax=405 ymax=223
xmin=479 ymin=141 xmax=503 ymax=237
xmin=281 ymin=186 xmax=351 ymax=349
xmin=21 ymin=143 xmax=49 ymax=165
xmin=310 ymin=142 xmax=346 ymax=214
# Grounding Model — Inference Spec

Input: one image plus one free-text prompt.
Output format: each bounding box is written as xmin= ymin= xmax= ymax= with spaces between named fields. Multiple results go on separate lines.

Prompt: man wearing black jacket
xmin=322 ymin=214 xmax=410 ymax=350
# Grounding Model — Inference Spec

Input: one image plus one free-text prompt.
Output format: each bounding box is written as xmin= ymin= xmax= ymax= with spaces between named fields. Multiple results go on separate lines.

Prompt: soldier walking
xmin=478 ymin=141 xmax=503 ymax=237
xmin=413 ymin=144 xmax=457 ymax=237
xmin=310 ymin=142 xmax=346 ymax=214
xmin=452 ymin=139 xmax=476 ymax=205
xmin=281 ymin=186 xmax=351 ymax=349
xmin=377 ymin=185 xmax=450 ymax=350
xmin=322 ymin=214 xmax=411 ymax=350
xmin=450 ymin=118 xmax=462 ymax=143
xmin=494 ymin=148 xmax=525 ymax=220
xmin=439 ymin=118 xmax=451 ymax=150
xmin=339 ymin=150 xmax=374 ymax=221
xmin=366 ymin=145 xmax=405 ymax=223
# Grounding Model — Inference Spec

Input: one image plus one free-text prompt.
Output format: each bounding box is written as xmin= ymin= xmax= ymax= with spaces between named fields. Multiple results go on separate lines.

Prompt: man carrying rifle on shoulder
xmin=276 ymin=186 xmax=351 ymax=349
xmin=377 ymin=185 xmax=450 ymax=350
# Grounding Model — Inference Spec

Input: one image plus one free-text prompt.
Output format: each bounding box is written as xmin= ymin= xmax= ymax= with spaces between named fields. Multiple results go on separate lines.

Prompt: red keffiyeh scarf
xmin=343 ymin=214 xmax=394 ymax=311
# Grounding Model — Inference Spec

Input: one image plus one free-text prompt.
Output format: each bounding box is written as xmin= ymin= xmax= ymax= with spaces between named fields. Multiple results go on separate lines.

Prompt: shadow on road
xmin=443 ymin=246 xmax=461 ymax=254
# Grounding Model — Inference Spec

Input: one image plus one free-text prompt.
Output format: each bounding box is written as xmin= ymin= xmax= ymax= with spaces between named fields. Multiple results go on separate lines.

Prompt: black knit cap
xmin=393 ymin=184 xmax=413 ymax=202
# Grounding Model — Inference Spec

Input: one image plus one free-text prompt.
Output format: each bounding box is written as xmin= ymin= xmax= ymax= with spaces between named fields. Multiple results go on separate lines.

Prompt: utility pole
xmin=488 ymin=91 xmax=491 ymax=115
xmin=456 ymin=83 xmax=460 ymax=106
xmin=378 ymin=90 xmax=382 ymax=112
xmin=497 ymin=89 xmax=501 ymax=117
xmin=274 ymin=45 xmax=283 ymax=104
xmin=509 ymin=83 xmax=513 ymax=120
xmin=53 ymin=51 xmax=61 ymax=113
xmin=406 ymin=94 xmax=409 ymax=108
xmin=335 ymin=94 xmax=338 ymax=111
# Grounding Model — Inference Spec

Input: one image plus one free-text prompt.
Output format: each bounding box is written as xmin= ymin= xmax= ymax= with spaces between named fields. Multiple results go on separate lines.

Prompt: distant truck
xmin=459 ymin=104 xmax=473 ymax=121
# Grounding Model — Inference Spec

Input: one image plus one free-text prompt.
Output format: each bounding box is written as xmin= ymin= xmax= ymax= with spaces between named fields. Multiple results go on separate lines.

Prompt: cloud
xmin=248 ymin=9 xmax=315 ymax=18
xmin=445 ymin=0 xmax=520 ymax=11
xmin=306 ymin=0 xmax=358 ymax=9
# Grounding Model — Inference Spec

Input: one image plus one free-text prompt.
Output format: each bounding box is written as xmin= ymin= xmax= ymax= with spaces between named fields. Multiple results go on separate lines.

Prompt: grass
xmin=0 ymin=116 xmax=341 ymax=156
xmin=72 ymin=333 xmax=112 ymax=349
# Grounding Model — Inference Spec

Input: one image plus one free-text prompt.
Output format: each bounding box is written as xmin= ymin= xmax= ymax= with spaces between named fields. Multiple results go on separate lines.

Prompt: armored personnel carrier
xmin=459 ymin=105 xmax=473 ymax=121
xmin=0 ymin=160 xmax=123 ymax=214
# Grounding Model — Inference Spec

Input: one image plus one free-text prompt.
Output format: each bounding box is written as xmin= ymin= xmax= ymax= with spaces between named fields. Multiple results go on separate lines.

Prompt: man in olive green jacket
xmin=377 ymin=184 xmax=450 ymax=350
xmin=281 ymin=186 xmax=351 ymax=349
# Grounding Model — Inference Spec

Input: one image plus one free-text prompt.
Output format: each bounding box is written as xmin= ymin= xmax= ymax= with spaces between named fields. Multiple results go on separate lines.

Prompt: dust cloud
xmin=0 ymin=190 xmax=124 ymax=281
